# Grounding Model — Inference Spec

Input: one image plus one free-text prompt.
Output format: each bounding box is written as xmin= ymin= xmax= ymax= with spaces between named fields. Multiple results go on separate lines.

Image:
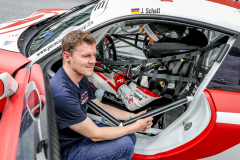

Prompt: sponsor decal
xmin=132 ymin=8 xmax=160 ymax=14
xmin=131 ymin=8 xmax=140 ymax=14
xmin=2 ymin=41 xmax=14 ymax=46
xmin=118 ymin=88 xmax=128 ymax=100
xmin=44 ymin=33 xmax=52 ymax=39
xmin=134 ymin=93 xmax=142 ymax=101
xmin=135 ymin=89 xmax=148 ymax=99
xmin=79 ymin=20 xmax=94 ymax=31
xmin=117 ymin=79 xmax=123 ymax=83
xmin=128 ymin=94 xmax=134 ymax=104
xmin=81 ymin=91 xmax=89 ymax=104
xmin=58 ymin=26 xmax=77 ymax=38
xmin=36 ymin=39 xmax=61 ymax=56
xmin=94 ymin=0 xmax=108 ymax=11
xmin=6 ymin=34 xmax=19 ymax=38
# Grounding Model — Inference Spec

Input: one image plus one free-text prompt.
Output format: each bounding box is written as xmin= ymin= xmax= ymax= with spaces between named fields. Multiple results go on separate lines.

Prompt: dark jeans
xmin=61 ymin=124 xmax=136 ymax=160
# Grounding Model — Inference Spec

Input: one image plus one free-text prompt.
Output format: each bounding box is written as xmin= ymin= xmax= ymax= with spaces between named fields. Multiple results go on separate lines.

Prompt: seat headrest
xmin=149 ymin=43 xmax=201 ymax=58
xmin=148 ymin=29 xmax=208 ymax=58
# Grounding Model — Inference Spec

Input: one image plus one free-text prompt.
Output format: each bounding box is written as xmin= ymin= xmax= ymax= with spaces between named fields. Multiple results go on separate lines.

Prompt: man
xmin=50 ymin=30 xmax=153 ymax=160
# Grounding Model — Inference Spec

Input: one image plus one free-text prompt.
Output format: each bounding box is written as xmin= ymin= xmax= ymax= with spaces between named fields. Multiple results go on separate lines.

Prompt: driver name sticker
xmin=131 ymin=8 xmax=160 ymax=14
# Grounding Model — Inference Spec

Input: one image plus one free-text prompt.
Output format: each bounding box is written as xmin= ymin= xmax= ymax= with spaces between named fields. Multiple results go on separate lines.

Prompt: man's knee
xmin=127 ymin=133 xmax=136 ymax=145
xmin=116 ymin=135 xmax=135 ymax=153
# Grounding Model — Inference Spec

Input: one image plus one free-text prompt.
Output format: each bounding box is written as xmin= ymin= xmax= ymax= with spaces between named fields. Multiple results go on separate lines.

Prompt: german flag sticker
xmin=131 ymin=8 xmax=140 ymax=14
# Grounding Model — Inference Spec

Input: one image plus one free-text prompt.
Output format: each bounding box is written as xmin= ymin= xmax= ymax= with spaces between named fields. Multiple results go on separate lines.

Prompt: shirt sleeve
xmin=53 ymin=90 xmax=87 ymax=129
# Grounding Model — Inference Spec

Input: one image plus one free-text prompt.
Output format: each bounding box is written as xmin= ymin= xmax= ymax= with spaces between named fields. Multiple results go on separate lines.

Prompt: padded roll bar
xmin=88 ymin=96 xmax=193 ymax=127
xmin=123 ymin=97 xmax=192 ymax=126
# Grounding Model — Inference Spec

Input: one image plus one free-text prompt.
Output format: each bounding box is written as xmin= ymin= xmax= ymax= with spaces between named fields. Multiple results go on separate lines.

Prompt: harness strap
xmin=126 ymin=61 xmax=133 ymax=78
xmin=172 ymin=61 xmax=183 ymax=75
xmin=173 ymin=77 xmax=184 ymax=97
xmin=180 ymin=61 xmax=191 ymax=76
xmin=137 ymin=60 xmax=148 ymax=86
xmin=168 ymin=61 xmax=176 ymax=74
xmin=149 ymin=59 xmax=162 ymax=90
xmin=172 ymin=56 xmax=192 ymax=97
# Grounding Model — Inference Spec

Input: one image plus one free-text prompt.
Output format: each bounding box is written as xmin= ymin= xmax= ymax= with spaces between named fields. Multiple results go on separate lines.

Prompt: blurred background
xmin=0 ymin=0 xmax=92 ymax=23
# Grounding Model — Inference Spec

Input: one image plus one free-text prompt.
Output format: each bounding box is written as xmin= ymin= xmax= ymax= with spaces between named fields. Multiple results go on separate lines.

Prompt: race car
xmin=0 ymin=0 xmax=240 ymax=159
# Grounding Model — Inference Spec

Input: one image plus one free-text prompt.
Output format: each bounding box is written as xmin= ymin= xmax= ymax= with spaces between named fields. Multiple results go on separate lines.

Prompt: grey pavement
xmin=0 ymin=0 xmax=92 ymax=23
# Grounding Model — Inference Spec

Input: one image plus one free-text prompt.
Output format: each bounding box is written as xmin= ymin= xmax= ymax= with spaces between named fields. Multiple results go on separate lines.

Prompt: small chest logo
xmin=81 ymin=91 xmax=89 ymax=104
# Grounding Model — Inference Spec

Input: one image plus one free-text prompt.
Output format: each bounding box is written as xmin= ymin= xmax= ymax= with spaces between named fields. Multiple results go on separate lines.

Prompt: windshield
xmin=28 ymin=4 xmax=95 ymax=56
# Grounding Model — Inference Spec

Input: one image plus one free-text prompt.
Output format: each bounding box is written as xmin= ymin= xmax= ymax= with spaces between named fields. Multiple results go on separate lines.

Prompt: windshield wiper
xmin=33 ymin=0 xmax=99 ymax=28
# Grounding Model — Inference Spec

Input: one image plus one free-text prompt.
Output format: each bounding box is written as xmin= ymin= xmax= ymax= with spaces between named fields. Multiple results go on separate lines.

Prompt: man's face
xmin=67 ymin=42 xmax=96 ymax=77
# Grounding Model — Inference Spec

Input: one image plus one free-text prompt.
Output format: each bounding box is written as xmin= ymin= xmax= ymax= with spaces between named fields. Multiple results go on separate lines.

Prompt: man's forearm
xmin=100 ymin=103 xmax=131 ymax=121
xmin=91 ymin=98 xmax=132 ymax=121
xmin=92 ymin=125 xmax=135 ymax=142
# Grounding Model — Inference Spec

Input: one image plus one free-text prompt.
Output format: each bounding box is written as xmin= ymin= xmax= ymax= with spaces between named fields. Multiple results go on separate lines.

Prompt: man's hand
xmin=133 ymin=117 xmax=153 ymax=132
xmin=132 ymin=110 xmax=147 ymax=118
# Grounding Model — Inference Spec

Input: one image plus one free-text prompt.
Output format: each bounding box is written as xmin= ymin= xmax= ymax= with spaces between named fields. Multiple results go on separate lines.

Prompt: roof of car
xmin=90 ymin=0 xmax=240 ymax=33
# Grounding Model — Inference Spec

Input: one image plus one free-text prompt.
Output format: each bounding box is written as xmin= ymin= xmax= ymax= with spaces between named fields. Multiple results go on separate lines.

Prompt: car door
xmin=0 ymin=63 xmax=60 ymax=160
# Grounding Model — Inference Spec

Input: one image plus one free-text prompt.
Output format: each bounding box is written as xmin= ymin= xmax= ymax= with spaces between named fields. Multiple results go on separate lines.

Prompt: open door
xmin=17 ymin=64 xmax=61 ymax=160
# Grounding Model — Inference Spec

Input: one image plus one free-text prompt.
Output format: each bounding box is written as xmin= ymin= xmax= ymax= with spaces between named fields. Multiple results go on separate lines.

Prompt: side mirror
xmin=0 ymin=72 xmax=18 ymax=100
xmin=25 ymin=81 xmax=42 ymax=121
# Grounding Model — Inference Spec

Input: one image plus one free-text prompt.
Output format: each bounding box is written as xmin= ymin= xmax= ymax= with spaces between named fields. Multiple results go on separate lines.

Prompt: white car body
xmin=0 ymin=0 xmax=240 ymax=159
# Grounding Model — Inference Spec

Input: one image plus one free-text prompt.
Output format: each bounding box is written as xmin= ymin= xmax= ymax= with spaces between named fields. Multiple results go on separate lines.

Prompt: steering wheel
xmin=98 ymin=35 xmax=117 ymax=62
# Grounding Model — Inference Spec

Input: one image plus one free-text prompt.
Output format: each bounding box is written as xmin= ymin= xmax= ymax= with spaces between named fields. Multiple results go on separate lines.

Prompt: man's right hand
xmin=133 ymin=117 xmax=153 ymax=132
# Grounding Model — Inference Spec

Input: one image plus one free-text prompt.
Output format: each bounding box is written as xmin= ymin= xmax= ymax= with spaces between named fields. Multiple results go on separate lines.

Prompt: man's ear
xmin=62 ymin=51 xmax=71 ymax=63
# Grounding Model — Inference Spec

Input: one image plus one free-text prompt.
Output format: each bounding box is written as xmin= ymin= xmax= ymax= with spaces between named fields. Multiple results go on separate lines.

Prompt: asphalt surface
xmin=0 ymin=0 xmax=92 ymax=23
